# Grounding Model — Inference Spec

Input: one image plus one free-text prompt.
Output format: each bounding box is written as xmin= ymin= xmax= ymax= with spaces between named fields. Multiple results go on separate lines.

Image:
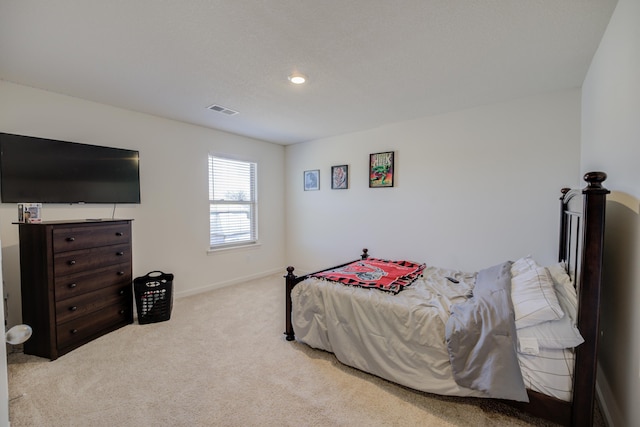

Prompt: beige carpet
xmin=7 ymin=274 xmax=604 ymax=426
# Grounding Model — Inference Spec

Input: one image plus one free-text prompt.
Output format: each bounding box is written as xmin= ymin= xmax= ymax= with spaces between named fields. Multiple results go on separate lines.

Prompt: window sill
xmin=207 ymin=241 xmax=262 ymax=255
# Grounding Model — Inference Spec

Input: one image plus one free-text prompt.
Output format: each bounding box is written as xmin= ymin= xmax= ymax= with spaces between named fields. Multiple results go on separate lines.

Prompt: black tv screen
xmin=0 ymin=132 xmax=141 ymax=204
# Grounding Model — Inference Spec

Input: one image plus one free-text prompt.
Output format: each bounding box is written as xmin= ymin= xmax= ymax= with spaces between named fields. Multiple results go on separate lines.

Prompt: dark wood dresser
xmin=17 ymin=219 xmax=133 ymax=360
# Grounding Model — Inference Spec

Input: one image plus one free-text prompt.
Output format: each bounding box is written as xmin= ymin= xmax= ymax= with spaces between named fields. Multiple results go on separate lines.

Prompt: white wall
xmin=285 ymin=89 xmax=581 ymax=274
xmin=0 ymin=81 xmax=286 ymax=329
xmin=581 ymin=0 xmax=640 ymax=425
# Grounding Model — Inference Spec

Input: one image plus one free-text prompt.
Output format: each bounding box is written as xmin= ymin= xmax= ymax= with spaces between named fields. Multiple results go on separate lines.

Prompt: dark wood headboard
xmin=509 ymin=171 xmax=609 ymax=426
xmin=563 ymin=171 xmax=609 ymax=426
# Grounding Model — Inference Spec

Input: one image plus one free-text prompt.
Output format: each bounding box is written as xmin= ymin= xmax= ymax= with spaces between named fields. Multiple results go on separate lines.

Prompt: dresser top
xmin=14 ymin=219 xmax=133 ymax=225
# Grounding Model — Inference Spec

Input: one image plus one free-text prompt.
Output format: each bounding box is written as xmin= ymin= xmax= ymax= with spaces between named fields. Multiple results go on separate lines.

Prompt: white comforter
xmin=291 ymin=266 xmax=489 ymax=398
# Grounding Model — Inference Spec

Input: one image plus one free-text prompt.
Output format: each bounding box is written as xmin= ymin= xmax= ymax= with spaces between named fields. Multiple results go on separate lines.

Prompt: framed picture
xmin=369 ymin=151 xmax=394 ymax=188
xmin=304 ymin=169 xmax=320 ymax=191
xmin=331 ymin=165 xmax=348 ymax=189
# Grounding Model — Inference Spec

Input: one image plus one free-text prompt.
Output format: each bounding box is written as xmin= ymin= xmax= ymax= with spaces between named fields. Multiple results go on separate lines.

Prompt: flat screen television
xmin=0 ymin=132 xmax=141 ymax=204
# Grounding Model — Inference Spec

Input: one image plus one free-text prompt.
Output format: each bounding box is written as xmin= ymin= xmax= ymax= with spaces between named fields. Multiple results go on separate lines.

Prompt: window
xmin=208 ymin=155 xmax=257 ymax=249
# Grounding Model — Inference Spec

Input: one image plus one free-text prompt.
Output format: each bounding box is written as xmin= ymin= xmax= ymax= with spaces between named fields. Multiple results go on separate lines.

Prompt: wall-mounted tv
xmin=0 ymin=132 xmax=141 ymax=204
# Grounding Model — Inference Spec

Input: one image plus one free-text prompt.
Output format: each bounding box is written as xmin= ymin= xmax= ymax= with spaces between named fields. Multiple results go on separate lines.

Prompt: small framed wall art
xmin=331 ymin=165 xmax=348 ymax=189
xmin=304 ymin=169 xmax=320 ymax=191
xmin=369 ymin=151 xmax=394 ymax=188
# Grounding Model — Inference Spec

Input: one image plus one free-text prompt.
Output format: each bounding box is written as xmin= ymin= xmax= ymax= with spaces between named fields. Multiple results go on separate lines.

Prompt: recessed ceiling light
xmin=288 ymin=73 xmax=307 ymax=84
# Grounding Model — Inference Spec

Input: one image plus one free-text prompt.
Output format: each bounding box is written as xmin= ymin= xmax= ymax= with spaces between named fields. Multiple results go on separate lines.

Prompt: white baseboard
xmin=173 ymin=267 xmax=284 ymax=299
xmin=597 ymin=363 xmax=622 ymax=427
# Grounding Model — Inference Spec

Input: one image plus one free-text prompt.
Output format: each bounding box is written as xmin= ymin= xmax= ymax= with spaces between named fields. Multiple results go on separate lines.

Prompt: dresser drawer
xmin=52 ymin=223 xmax=131 ymax=253
xmin=57 ymin=304 xmax=132 ymax=350
xmin=54 ymin=263 xmax=131 ymax=301
xmin=56 ymin=284 xmax=131 ymax=325
xmin=54 ymin=244 xmax=131 ymax=276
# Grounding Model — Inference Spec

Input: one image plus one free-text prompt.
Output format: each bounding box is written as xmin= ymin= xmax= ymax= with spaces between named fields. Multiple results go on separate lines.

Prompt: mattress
xmin=519 ymin=347 xmax=574 ymax=401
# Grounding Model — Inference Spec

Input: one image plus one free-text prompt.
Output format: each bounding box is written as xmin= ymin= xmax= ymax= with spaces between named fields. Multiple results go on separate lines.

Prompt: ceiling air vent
xmin=207 ymin=104 xmax=239 ymax=116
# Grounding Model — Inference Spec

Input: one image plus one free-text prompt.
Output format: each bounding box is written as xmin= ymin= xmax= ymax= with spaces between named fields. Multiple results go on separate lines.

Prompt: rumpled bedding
xmin=292 ymin=266 xmax=490 ymax=398
xmin=292 ymin=261 xmax=573 ymax=402
xmin=445 ymin=261 xmax=528 ymax=402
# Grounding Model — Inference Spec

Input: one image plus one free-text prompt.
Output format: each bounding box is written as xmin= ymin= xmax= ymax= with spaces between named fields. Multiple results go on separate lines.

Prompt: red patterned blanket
xmin=311 ymin=258 xmax=426 ymax=294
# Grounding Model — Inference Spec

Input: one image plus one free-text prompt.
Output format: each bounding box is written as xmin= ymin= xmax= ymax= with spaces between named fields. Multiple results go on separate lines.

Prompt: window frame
xmin=208 ymin=154 xmax=258 ymax=251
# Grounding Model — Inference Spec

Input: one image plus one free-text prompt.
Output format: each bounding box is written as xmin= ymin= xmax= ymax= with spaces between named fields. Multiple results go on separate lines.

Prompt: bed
xmin=284 ymin=171 xmax=609 ymax=427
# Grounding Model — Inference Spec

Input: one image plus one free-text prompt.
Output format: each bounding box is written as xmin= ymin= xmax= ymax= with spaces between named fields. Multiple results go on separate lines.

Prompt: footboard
xmin=284 ymin=249 xmax=369 ymax=341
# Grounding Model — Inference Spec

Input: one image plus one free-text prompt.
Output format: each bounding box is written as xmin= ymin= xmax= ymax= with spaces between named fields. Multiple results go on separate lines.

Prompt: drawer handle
xmin=116 ymin=232 xmax=123 ymax=237
xmin=68 ymin=260 xmax=76 ymax=266
xmin=70 ymin=329 xmax=78 ymax=334
xmin=68 ymin=283 xmax=77 ymax=289
xmin=117 ymin=271 xmax=125 ymax=276
xmin=116 ymin=251 xmax=124 ymax=256
xmin=66 ymin=237 xmax=75 ymax=242
xmin=119 ymin=309 xmax=125 ymax=315
xmin=69 ymin=306 xmax=78 ymax=312
xmin=119 ymin=289 xmax=125 ymax=295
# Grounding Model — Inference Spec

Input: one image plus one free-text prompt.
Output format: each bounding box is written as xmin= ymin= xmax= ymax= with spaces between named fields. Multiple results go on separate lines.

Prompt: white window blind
xmin=208 ymin=155 xmax=257 ymax=249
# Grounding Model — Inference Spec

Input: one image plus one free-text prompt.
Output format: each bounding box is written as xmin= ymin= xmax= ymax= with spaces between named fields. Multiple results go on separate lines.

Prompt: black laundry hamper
xmin=134 ymin=271 xmax=174 ymax=324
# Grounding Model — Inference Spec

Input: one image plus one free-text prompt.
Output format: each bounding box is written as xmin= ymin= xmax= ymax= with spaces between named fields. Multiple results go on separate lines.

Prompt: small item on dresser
xmin=18 ymin=203 xmax=42 ymax=223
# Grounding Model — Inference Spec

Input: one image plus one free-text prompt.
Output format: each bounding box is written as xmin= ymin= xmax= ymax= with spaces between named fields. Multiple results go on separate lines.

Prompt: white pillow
xmin=517 ymin=314 xmax=584 ymax=351
xmin=516 ymin=267 xmax=584 ymax=349
xmin=511 ymin=255 xmax=540 ymax=277
xmin=511 ymin=266 xmax=564 ymax=329
xmin=546 ymin=262 xmax=578 ymax=323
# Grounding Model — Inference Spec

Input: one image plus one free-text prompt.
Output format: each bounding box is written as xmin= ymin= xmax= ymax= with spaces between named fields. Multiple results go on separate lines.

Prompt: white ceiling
xmin=0 ymin=1 xmax=617 ymax=145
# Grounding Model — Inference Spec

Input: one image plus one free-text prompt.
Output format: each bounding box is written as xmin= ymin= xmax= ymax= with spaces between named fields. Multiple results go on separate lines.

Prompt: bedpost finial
xmin=583 ymin=171 xmax=609 ymax=195
xmin=583 ymin=171 xmax=607 ymax=188
xmin=362 ymin=248 xmax=369 ymax=259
